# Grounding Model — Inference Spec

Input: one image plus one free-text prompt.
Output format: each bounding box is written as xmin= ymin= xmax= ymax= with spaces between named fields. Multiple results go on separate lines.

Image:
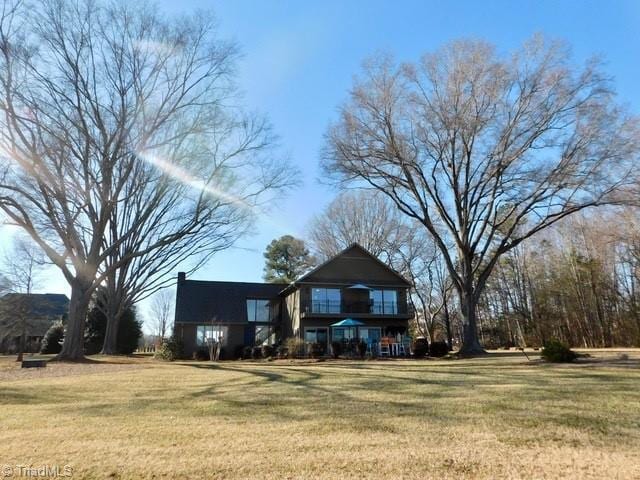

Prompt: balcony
xmin=306 ymin=300 xmax=405 ymax=317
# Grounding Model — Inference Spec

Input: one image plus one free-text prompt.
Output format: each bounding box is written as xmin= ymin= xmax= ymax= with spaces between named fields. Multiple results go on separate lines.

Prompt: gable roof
xmin=0 ymin=293 xmax=69 ymax=317
xmin=175 ymin=280 xmax=287 ymax=324
xmin=280 ymin=243 xmax=411 ymax=295
xmin=0 ymin=293 xmax=69 ymax=337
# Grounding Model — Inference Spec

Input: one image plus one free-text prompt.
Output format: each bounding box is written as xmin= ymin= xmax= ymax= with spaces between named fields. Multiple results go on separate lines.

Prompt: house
xmin=0 ymin=293 xmax=69 ymax=354
xmin=173 ymin=243 xmax=412 ymax=359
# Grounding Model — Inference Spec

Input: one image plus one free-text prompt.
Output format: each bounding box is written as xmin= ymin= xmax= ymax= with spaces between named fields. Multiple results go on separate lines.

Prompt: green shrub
xmin=541 ymin=339 xmax=577 ymax=363
xmin=193 ymin=347 xmax=210 ymax=361
xmin=41 ymin=320 xmax=64 ymax=354
xmin=275 ymin=345 xmax=288 ymax=359
xmin=154 ymin=336 xmax=183 ymax=361
xmin=234 ymin=345 xmax=245 ymax=359
xmin=84 ymin=291 xmax=141 ymax=355
xmin=241 ymin=346 xmax=253 ymax=359
xmin=251 ymin=346 xmax=262 ymax=359
xmin=429 ymin=341 xmax=449 ymax=357
xmin=357 ymin=340 xmax=367 ymax=358
xmin=412 ymin=338 xmax=429 ymax=358
xmin=261 ymin=345 xmax=274 ymax=358
xmin=284 ymin=337 xmax=304 ymax=358
xmin=308 ymin=342 xmax=323 ymax=359
xmin=330 ymin=341 xmax=343 ymax=358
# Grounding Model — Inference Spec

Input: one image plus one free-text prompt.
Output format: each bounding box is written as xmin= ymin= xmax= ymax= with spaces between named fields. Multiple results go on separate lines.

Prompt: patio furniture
xmin=379 ymin=337 xmax=391 ymax=356
xmin=402 ymin=337 xmax=412 ymax=356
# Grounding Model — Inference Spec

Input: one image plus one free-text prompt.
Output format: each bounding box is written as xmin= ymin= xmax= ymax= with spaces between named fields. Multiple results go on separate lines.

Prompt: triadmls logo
xmin=3 ymin=464 xmax=74 ymax=478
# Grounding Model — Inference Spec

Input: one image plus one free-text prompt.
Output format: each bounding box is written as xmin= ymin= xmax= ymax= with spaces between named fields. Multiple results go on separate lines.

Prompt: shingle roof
xmin=0 ymin=293 xmax=69 ymax=337
xmin=174 ymin=280 xmax=286 ymax=324
xmin=1 ymin=293 xmax=69 ymax=317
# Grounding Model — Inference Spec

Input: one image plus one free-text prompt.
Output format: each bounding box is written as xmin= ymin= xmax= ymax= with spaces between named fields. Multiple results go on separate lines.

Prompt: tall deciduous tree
xmin=263 ymin=235 xmax=315 ymax=283
xmin=0 ymin=1 xmax=291 ymax=360
xmin=323 ymin=36 xmax=640 ymax=354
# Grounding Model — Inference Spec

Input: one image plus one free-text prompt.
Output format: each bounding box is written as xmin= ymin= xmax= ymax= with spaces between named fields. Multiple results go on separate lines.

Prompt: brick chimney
xmin=177 ymin=271 xmax=186 ymax=283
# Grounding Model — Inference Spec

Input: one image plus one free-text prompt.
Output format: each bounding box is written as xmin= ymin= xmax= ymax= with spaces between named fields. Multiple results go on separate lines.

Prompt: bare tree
xmin=0 ymin=1 xmax=291 ymax=360
xmin=0 ymin=235 xmax=45 ymax=361
xmin=323 ymin=36 xmax=640 ymax=354
xmin=148 ymin=289 xmax=174 ymax=342
xmin=308 ymin=190 xmax=407 ymax=263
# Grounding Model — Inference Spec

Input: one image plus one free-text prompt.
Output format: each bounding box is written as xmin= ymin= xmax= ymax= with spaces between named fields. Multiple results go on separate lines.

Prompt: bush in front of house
xmin=541 ymin=339 xmax=577 ymax=363
xmin=308 ymin=342 xmax=323 ymax=359
xmin=412 ymin=338 xmax=429 ymax=358
xmin=429 ymin=341 xmax=450 ymax=357
xmin=154 ymin=336 xmax=183 ymax=361
xmin=40 ymin=320 xmax=64 ymax=354
xmin=276 ymin=345 xmax=288 ymax=359
xmin=284 ymin=337 xmax=304 ymax=358
xmin=251 ymin=346 xmax=262 ymax=359
xmin=261 ymin=345 xmax=274 ymax=358
xmin=357 ymin=340 xmax=367 ymax=358
xmin=194 ymin=347 xmax=210 ymax=361
xmin=234 ymin=345 xmax=244 ymax=359
xmin=240 ymin=346 xmax=252 ymax=359
xmin=330 ymin=341 xmax=342 ymax=359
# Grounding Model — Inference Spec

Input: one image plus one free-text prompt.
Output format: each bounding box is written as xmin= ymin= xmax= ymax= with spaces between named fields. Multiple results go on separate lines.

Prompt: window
xmin=359 ymin=327 xmax=381 ymax=343
xmin=247 ymin=299 xmax=270 ymax=322
xmin=369 ymin=289 xmax=398 ymax=314
xmin=311 ymin=288 xmax=341 ymax=313
xmin=332 ymin=327 xmax=355 ymax=342
xmin=196 ymin=325 xmax=228 ymax=346
xmin=255 ymin=325 xmax=275 ymax=346
xmin=304 ymin=328 xmax=328 ymax=344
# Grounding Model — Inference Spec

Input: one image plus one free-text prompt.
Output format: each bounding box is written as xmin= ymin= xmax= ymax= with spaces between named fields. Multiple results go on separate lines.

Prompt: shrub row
xmin=411 ymin=339 xmax=450 ymax=358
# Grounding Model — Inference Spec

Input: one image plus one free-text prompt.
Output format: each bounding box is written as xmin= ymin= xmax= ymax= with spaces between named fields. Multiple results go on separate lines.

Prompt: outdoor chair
xmin=379 ymin=337 xmax=391 ymax=356
xmin=402 ymin=337 xmax=412 ymax=356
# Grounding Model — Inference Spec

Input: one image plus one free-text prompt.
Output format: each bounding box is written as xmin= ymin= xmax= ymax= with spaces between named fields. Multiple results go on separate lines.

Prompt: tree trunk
xmin=458 ymin=289 xmax=487 ymax=355
xmin=443 ymin=297 xmax=453 ymax=350
xmin=101 ymin=311 xmax=120 ymax=355
xmin=57 ymin=282 xmax=91 ymax=361
xmin=16 ymin=317 xmax=26 ymax=362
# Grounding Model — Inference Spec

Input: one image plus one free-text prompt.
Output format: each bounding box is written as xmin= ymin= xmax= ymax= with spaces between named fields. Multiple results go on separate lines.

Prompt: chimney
xmin=178 ymin=271 xmax=186 ymax=283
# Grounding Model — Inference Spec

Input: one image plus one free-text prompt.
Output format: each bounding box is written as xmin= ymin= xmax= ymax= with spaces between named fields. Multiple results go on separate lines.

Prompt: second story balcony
xmin=307 ymin=299 xmax=405 ymax=316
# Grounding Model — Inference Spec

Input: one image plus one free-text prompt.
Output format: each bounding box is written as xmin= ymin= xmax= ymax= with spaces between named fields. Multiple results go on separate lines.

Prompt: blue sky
xmin=2 ymin=0 xmax=639 ymax=320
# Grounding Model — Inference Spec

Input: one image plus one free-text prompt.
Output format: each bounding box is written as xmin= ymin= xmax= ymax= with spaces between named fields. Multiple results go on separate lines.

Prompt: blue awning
xmin=331 ymin=318 xmax=365 ymax=327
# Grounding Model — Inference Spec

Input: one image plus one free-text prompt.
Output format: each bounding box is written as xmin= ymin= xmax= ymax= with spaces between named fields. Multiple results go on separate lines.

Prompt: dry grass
xmin=1 ymin=351 xmax=640 ymax=479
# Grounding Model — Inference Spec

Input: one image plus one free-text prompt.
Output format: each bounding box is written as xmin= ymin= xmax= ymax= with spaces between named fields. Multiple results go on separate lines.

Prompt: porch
xmin=302 ymin=318 xmax=411 ymax=358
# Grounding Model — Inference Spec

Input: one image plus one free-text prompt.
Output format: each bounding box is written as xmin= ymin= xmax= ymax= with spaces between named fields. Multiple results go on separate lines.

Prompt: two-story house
xmin=173 ymin=243 xmax=412 ymax=359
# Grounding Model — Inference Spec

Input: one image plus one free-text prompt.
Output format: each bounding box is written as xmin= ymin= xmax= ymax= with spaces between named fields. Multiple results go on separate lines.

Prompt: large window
xmin=255 ymin=325 xmax=275 ymax=346
xmin=369 ymin=289 xmax=398 ymax=314
xmin=311 ymin=288 xmax=341 ymax=313
xmin=196 ymin=325 xmax=228 ymax=346
xmin=359 ymin=327 xmax=381 ymax=343
xmin=247 ymin=299 xmax=270 ymax=322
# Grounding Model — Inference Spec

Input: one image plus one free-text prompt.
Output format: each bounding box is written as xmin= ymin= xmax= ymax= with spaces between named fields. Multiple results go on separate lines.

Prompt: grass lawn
xmin=1 ymin=351 xmax=640 ymax=479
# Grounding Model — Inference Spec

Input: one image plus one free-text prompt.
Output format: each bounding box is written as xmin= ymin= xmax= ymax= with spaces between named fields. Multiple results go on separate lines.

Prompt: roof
xmin=0 ymin=293 xmax=69 ymax=337
xmin=279 ymin=243 xmax=411 ymax=295
xmin=1 ymin=293 xmax=69 ymax=317
xmin=174 ymin=280 xmax=287 ymax=324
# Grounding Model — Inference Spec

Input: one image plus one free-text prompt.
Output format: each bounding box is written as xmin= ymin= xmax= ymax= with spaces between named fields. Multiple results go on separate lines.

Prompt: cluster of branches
xmin=0 ymin=0 xmax=291 ymax=359
xmin=474 ymin=209 xmax=640 ymax=348
xmin=322 ymin=35 xmax=640 ymax=353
